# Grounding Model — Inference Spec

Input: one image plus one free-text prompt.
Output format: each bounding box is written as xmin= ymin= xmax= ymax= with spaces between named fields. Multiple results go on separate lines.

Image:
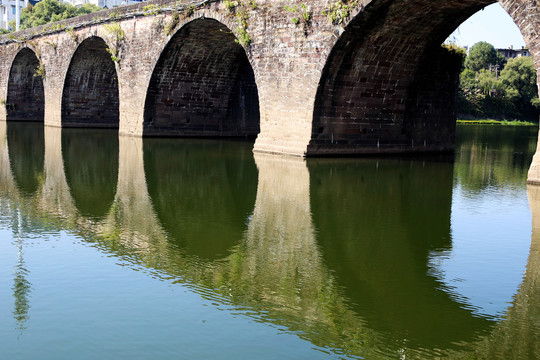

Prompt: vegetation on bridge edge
xmin=322 ymin=0 xmax=359 ymax=25
xmin=457 ymin=119 xmax=536 ymax=126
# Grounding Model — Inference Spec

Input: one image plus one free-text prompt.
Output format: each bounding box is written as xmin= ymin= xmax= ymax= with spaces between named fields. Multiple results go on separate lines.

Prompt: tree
xmin=19 ymin=0 xmax=101 ymax=30
xmin=460 ymin=68 xmax=478 ymax=95
xmin=464 ymin=41 xmax=506 ymax=72
xmin=477 ymin=69 xmax=500 ymax=95
xmin=499 ymin=56 xmax=538 ymax=112
xmin=458 ymin=40 xmax=539 ymax=121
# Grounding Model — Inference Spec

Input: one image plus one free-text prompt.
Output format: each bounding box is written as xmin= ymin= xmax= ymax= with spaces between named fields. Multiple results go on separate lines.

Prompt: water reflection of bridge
xmin=0 ymin=121 xmax=538 ymax=358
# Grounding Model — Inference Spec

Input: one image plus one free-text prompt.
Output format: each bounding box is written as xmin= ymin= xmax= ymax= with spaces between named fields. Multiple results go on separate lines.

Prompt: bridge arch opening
xmin=61 ymin=36 xmax=119 ymax=128
xmin=6 ymin=48 xmax=45 ymax=122
xmin=143 ymin=18 xmax=260 ymax=138
xmin=310 ymin=0 xmax=519 ymax=155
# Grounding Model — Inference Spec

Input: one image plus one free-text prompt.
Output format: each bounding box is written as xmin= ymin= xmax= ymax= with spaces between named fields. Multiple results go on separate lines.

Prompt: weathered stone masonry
xmin=0 ymin=0 xmax=539 ymax=181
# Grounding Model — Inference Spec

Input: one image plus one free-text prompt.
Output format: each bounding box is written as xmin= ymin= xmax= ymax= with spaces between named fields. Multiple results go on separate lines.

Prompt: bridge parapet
xmin=0 ymin=0 xmax=215 ymax=44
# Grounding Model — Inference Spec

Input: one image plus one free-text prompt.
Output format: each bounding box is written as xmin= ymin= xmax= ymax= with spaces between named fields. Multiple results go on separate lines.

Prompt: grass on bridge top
xmin=457 ymin=119 xmax=537 ymax=126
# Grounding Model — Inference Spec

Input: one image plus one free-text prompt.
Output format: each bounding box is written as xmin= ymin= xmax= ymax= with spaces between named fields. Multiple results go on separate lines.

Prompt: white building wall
xmin=0 ymin=0 xmax=142 ymax=30
xmin=0 ymin=0 xmax=25 ymax=30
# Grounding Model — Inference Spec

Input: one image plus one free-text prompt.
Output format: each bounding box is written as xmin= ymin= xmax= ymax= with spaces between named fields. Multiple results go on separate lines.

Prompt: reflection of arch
xmin=463 ymin=186 xmax=540 ymax=358
xmin=6 ymin=48 xmax=45 ymax=122
xmin=97 ymin=135 xmax=168 ymax=248
xmin=0 ymin=121 xmax=18 ymax=198
xmin=143 ymin=138 xmax=258 ymax=260
xmin=38 ymin=126 xmax=78 ymax=220
xmin=485 ymin=185 xmax=540 ymax=356
xmin=143 ymin=18 xmax=259 ymax=137
xmin=309 ymin=0 xmax=498 ymax=155
xmin=488 ymin=185 xmax=540 ymax=356
xmin=6 ymin=122 xmax=45 ymax=196
xmin=308 ymin=157 xmax=492 ymax=349
xmin=4 ymin=122 xmax=535 ymax=358
xmin=61 ymin=36 xmax=120 ymax=128
xmin=239 ymin=154 xmax=379 ymax=356
xmin=61 ymin=128 xmax=119 ymax=220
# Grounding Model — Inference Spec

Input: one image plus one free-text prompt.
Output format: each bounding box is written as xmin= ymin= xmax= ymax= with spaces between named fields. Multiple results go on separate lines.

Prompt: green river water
xmin=0 ymin=123 xmax=539 ymax=359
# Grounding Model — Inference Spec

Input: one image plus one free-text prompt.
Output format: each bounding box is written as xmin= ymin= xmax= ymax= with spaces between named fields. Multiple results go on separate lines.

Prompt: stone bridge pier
xmin=0 ymin=0 xmax=540 ymax=179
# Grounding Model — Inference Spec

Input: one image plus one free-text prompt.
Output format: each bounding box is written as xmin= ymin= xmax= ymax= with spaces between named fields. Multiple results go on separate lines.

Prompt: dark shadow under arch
xmin=143 ymin=18 xmax=259 ymax=138
xmin=6 ymin=48 xmax=45 ymax=122
xmin=310 ymin=0 xmax=496 ymax=155
xmin=62 ymin=37 xmax=119 ymax=128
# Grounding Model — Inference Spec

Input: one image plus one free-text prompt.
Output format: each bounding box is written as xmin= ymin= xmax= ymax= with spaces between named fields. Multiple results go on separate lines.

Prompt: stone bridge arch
xmin=6 ymin=47 xmax=45 ymax=122
xmin=0 ymin=0 xmax=539 ymax=180
xmin=143 ymin=17 xmax=260 ymax=137
xmin=61 ymin=35 xmax=120 ymax=128
xmin=308 ymin=0 xmax=535 ymax=155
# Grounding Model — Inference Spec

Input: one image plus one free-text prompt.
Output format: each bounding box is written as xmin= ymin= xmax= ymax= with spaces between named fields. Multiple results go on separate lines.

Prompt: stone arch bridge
xmin=1 ymin=0 xmax=540 ymax=181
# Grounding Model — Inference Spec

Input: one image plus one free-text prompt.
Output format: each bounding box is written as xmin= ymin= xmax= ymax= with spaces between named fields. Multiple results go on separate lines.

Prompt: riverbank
xmin=457 ymin=119 xmax=537 ymax=126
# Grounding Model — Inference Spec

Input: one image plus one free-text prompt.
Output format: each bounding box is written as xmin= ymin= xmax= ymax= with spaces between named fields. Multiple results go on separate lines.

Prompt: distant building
xmin=0 ymin=0 xmax=38 ymax=30
xmin=497 ymin=46 xmax=530 ymax=61
xmin=0 ymin=0 xmax=144 ymax=30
